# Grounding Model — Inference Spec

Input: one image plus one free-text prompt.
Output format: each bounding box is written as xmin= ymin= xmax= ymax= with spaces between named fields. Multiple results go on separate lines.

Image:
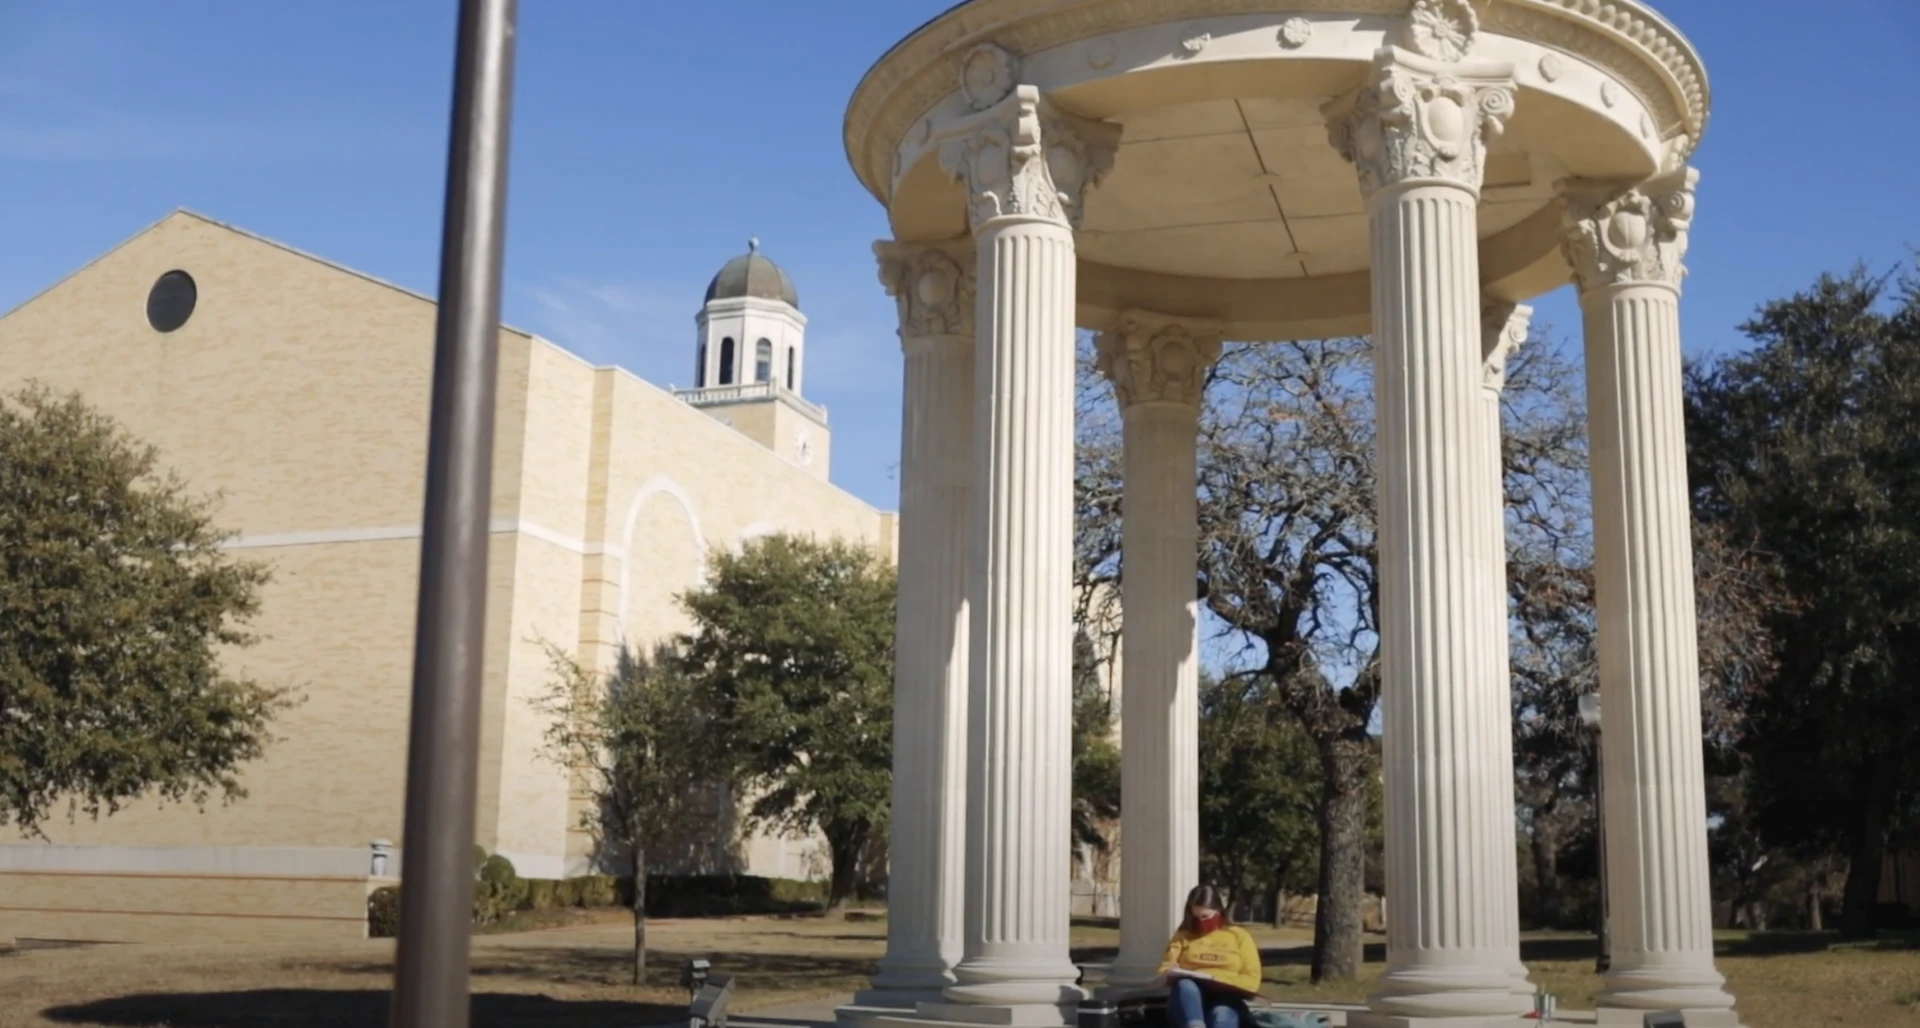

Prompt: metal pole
xmin=390 ymin=1 xmax=518 ymax=1025
xmin=1595 ymin=735 xmax=1611 ymax=974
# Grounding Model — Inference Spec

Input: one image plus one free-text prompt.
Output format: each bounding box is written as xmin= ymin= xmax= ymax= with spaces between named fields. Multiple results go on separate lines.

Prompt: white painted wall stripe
xmin=224 ymin=519 xmax=622 ymax=560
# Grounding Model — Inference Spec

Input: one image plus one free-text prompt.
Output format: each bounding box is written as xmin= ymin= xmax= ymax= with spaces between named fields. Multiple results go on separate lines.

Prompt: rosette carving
xmin=1398 ymin=0 xmax=1478 ymax=62
xmin=1095 ymin=310 xmax=1224 ymax=410
xmin=937 ymin=85 xmax=1120 ymax=232
xmin=1327 ymin=49 xmax=1516 ymax=200
xmin=875 ymin=239 xmax=975 ymax=344
xmin=1561 ymin=167 xmax=1699 ymax=292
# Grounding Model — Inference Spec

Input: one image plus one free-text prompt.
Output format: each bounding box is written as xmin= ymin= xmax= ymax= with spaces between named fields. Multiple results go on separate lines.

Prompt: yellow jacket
xmin=1156 ymin=924 xmax=1262 ymax=994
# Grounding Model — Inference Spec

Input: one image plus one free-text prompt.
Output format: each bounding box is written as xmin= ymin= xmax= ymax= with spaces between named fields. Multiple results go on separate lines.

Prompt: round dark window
xmin=146 ymin=270 xmax=197 ymax=333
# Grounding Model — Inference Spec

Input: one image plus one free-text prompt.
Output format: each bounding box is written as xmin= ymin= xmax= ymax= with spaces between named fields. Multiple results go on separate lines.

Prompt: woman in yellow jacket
xmin=1158 ymin=885 xmax=1262 ymax=1028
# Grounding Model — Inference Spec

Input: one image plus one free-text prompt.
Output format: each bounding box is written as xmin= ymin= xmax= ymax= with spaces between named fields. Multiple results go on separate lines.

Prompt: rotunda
xmin=846 ymin=2 xmax=1731 ymax=1027
xmin=694 ymin=239 xmax=808 ymax=393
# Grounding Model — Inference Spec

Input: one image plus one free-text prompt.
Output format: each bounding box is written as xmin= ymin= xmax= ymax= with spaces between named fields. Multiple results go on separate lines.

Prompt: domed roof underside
xmin=705 ymin=245 xmax=800 ymax=309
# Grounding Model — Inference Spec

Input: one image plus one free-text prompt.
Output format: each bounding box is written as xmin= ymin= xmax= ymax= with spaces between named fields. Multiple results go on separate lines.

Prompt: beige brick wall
xmin=0 ymin=872 xmax=377 ymax=944
xmin=0 ymin=211 xmax=895 ymax=937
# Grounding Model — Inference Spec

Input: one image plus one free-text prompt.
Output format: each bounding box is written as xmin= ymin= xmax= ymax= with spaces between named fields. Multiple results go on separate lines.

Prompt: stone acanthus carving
xmin=959 ymin=43 xmax=1019 ymax=111
xmin=1327 ymin=49 xmax=1516 ymax=199
xmin=1480 ymin=301 xmax=1532 ymax=393
xmin=875 ymin=240 xmax=975 ymax=342
xmin=1397 ymin=0 xmax=1478 ymax=63
xmin=1279 ymin=18 xmax=1313 ymax=49
xmin=1561 ymin=167 xmax=1699 ymax=292
xmin=937 ymin=85 xmax=1120 ymax=232
xmin=1095 ymin=311 xmax=1224 ymax=410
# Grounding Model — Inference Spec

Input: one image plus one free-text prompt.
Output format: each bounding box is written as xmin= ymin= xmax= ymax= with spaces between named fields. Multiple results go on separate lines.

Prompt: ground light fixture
xmin=682 ymin=957 xmax=712 ymax=999
xmin=688 ymin=968 xmax=735 ymax=1028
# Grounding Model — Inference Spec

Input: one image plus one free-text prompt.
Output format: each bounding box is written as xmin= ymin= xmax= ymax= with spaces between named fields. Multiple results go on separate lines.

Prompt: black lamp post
xmin=1579 ymin=691 xmax=1610 ymax=974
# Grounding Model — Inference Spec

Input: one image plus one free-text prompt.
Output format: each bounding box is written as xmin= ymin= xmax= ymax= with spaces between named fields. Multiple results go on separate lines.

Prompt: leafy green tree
xmin=0 ymin=385 xmax=294 ymax=836
xmin=1071 ymin=629 xmax=1122 ymax=856
xmin=1198 ymin=675 xmax=1320 ymax=924
xmin=1685 ymin=264 xmax=1920 ymax=936
xmin=677 ymin=533 xmax=895 ymax=911
xmin=533 ymin=642 xmax=707 ymax=983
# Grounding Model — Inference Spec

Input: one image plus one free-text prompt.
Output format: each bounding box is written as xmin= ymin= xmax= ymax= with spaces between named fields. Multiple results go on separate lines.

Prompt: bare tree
xmin=1078 ymin=335 xmax=1380 ymax=980
xmin=533 ymin=643 xmax=708 ymax=984
xmin=1502 ymin=338 xmax=1784 ymax=928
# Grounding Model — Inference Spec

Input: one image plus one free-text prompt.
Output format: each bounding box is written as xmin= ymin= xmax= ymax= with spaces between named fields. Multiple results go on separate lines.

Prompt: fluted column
xmin=1565 ymin=169 xmax=1739 ymax=1028
xmin=855 ymin=240 xmax=978 ymax=1010
xmin=932 ymin=83 xmax=1119 ymax=1017
xmin=1096 ymin=311 xmax=1222 ymax=990
xmin=1328 ymin=37 xmax=1528 ymax=1023
xmin=1481 ymin=300 xmax=1535 ymax=1000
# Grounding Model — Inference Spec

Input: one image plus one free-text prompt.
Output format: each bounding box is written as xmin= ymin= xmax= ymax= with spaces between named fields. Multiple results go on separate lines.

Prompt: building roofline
xmin=1 ymin=208 xmax=537 ymax=339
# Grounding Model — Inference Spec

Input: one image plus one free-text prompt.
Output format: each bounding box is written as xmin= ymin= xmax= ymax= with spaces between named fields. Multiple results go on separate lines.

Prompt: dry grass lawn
xmin=2 ymin=915 xmax=1914 ymax=1027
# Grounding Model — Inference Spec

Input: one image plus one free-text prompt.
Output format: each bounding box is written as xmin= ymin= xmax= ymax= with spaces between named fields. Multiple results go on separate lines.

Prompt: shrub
xmin=473 ymin=853 xmax=525 ymax=924
xmin=524 ymin=878 xmax=557 ymax=911
xmin=639 ymin=874 xmax=828 ymax=917
xmin=572 ymin=874 xmax=619 ymax=908
xmin=368 ymin=886 xmax=400 ymax=938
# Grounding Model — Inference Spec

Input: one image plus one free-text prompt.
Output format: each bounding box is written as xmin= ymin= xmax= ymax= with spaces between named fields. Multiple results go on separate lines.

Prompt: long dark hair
xmin=1181 ymin=885 xmax=1232 ymax=933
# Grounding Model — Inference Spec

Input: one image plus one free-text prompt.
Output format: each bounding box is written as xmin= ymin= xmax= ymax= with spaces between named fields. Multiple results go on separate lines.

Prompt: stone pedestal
xmin=854 ymin=241 xmax=979 ymax=1014
xmin=1329 ymin=48 xmax=1529 ymax=1023
xmin=1095 ymin=310 xmax=1220 ymax=989
xmin=932 ymin=84 xmax=1117 ymax=1020
xmin=1565 ymin=169 xmax=1741 ymax=1027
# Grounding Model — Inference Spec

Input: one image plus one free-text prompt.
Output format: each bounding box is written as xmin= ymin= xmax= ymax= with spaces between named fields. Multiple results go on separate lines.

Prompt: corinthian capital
xmin=875 ymin=239 xmax=975 ymax=347
xmin=1095 ymin=310 xmax=1224 ymax=411
xmin=936 ymin=84 xmax=1120 ymax=233
xmin=1326 ymin=48 xmax=1515 ymax=201
xmin=1481 ymin=301 xmax=1532 ymax=393
xmin=1562 ymin=168 xmax=1700 ymax=293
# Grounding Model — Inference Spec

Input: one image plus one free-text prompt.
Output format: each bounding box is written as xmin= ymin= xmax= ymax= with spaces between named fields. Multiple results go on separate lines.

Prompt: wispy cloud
xmin=0 ymin=77 xmax=325 ymax=165
xmin=521 ymin=277 xmax=698 ymax=386
xmin=521 ymin=276 xmax=901 ymax=397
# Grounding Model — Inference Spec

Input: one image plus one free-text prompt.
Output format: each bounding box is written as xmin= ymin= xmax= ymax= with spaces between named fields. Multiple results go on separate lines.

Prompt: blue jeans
xmin=1167 ymin=977 xmax=1243 ymax=1028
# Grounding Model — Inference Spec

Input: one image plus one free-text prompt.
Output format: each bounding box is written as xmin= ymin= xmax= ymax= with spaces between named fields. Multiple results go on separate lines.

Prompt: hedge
xmin=367 ymin=870 xmax=830 ymax=936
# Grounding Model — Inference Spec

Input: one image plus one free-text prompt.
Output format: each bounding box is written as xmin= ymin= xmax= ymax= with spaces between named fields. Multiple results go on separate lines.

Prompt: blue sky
xmin=2 ymin=1 xmax=1916 ymax=516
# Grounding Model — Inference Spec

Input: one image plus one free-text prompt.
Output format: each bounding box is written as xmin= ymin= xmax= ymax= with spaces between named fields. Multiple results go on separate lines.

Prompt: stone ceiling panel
xmin=1086 ymin=132 xmax=1277 ymax=235
xmin=1079 ymin=220 xmax=1305 ymax=281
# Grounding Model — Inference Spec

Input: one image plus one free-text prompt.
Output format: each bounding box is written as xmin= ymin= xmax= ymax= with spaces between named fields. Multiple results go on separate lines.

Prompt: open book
xmin=1166 ymin=968 xmax=1260 ymax=1000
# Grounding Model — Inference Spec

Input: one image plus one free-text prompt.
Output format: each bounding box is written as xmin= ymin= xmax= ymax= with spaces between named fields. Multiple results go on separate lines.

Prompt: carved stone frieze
xmin=846 ymin=0 xmax=1710 ymax=206
xmin=876 ymin=239 xmax=976 ymax=345
xmin=1480 ymin=301 xmax=1532 ymax=393
xmin=1095 ymin=310 xmax=1225 ymax=410
xmin=937 ymin=85 xmax=1120 ymax=232
xmin=1561 ymin=167 xmax=1698 ymax=293
xmin=1327 ymin=49 xmax=1516 ymax=200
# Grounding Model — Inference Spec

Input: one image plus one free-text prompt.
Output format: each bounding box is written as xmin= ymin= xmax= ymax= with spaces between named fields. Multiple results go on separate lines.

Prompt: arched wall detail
xmin=737 ymin=521 xmax=777 ymax=550
xmin=614 ymin=474 xmax=710 ymax=645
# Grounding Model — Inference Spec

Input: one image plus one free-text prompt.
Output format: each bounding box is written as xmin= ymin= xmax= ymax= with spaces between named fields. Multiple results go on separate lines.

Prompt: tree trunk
xmin=1840 ymin=791 xmax=1888 ymax=939
xmin=631 ymin=844 xmax=648 ymax=986
xmin=1529 ymin=824 xmax=1563 ymax=929
xmin=826 ymin=822 xmax=869 ymax=913
xmin=1311 ymin=735 xmax=1369 ymax=982
xmin=1269 ymin=870 xmax=1288 ymax=929
xmin=1808 ymin=886 xmax=1823 ymax=932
